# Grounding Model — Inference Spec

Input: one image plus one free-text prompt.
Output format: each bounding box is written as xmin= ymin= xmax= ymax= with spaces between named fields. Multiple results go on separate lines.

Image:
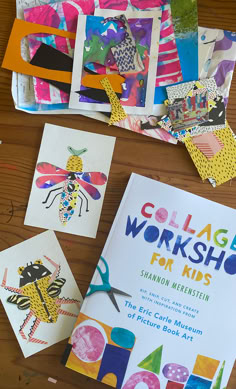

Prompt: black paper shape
xmin=30 ymin=43 xmax=73 ymax=94
xmin=199 ymin=95 xmax=225 ymax=127
xmin=41 ymin=78 xmax=71 ymax=94
xmin=30 ymin=43 xmax=73 ymax=71
xmin=140 ymin=116 xmax=163 ymax=130
xmin=76 ymin=88 xmax=121 ymax=104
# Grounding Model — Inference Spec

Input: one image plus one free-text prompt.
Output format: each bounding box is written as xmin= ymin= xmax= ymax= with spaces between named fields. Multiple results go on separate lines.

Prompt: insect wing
xmin=76 ymin=172 xmax=107 ymax=185
xmin=7 ymin=294 xmax=30 ymax=310
xmin=37 ymin=162 xmax=68 ymax=175
xmin=36 ymin=174 xmax=68 ymax=189
xmin=47 ymin=278 xmax=66 ymax=298
xmin=76 ymin=179 xmax=101 ymax=200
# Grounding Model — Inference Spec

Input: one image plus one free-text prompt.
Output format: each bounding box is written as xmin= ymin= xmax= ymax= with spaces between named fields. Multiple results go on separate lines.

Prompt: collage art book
xmin=63 ymin=174 xmax=236 ymax=389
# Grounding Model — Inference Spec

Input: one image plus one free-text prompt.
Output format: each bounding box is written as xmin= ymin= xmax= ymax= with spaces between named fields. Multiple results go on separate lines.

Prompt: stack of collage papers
xmin=2 ymin=0 xmax=236 ymax=186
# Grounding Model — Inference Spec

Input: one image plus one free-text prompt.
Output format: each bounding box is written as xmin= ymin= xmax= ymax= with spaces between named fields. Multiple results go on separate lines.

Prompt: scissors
xmin=86 ymin=256 xmax=131 ymax=312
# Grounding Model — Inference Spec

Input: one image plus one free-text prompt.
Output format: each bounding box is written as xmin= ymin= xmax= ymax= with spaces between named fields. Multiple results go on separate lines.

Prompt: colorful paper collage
xmin=23 ymin=0 xmax=95 ymax=105
xmin=192 ymin=133 xmax=224 ymax=159
xmin=96 ymin=1 xmax=183 ymax=87
xmin=24 ymin=123 xmax=116 ymax=238
xmin=184 ymin=123 xmax=236 ymax=186
xmin=164 ymin=78 xmax=226 ymax=140
xmin=65 ymin=312 xmax=135 ymax=388
xmin=167 ymin=90 xmax=209 ymax=131
xmin=69 ymin=11 xmax=161 ymax=115
xmin=0 ymin=230 xmax=83 ymax=358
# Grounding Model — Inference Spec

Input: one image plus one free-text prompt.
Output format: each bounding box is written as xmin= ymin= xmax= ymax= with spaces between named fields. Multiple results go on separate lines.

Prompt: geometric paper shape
xmin=192 ymin=355 xmax=220 ymax=380
xmin=81 ymin=74 xmax=125 ymax=94
xmin=192 ymin=133 xmax=224 ymax=159
xmin=185 ymin=375 xmax=212 ymax=389
xmin=166 ymin=381 xmax=184 ymax=389
xmin=122 ymin=371 xmax=160 ymax=389
xmin=71 ymin=325 xmax=106 ymax=362
xmin=162 ymin=363 xmax=189 ymax=382
xmin=2 ymin=19 xmax=75 ymax=83
xmin=100 ymin=77 xmax=128 ymax=125
xmin=212 ymin=360 xmax=225 ymax=389
xmin=97 ymin=344 xmax=131 ymax=389
xmin=111 ymin=328 xmax=135 ymax=349
xmin=138 ymin=345 xmax=163 ymax=374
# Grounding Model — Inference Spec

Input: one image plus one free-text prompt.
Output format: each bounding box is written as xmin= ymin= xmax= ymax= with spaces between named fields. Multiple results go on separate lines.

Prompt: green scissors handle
xmin=86 ymin=256 xmax=111 ymax=297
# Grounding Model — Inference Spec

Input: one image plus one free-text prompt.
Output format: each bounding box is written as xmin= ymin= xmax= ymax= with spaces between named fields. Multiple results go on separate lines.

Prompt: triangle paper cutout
xmin=138 ymin=345 xmax=163 ymax=374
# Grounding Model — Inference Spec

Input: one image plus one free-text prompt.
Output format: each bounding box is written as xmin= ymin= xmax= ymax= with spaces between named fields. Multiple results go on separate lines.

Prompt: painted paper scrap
xmin=207 ymin=29 xmax=236 ymax=106
xmin=24 ymin=0 xmax=95 ymax=105
xmin=192 ymin=355 xmax=220 ymax=380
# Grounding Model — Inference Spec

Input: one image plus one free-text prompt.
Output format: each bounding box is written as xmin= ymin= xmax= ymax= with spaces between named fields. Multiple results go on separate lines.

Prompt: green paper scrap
xmin=212 ymin=361 xmax=225 ymax=389
xmin=138 ymin=345 xmax=163 ymax=374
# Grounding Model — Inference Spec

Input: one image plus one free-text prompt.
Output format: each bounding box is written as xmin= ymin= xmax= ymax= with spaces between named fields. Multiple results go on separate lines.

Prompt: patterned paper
xmin=100 ymin=77 xmax=128 ymax=125
xmin=192 ymin=133 xmax=224 ymax=159
xmin=207 ymin=29 xmax=236 ymax=106
xmin=24 ymin=0 xmax=95 ymax=105
xmin=104 ymin=15 xmax=144 ymax=74
xmin=184 ymin=123 xmax=236 ymax=186
xmin=168 ymin=91 xmax=209 ymax=131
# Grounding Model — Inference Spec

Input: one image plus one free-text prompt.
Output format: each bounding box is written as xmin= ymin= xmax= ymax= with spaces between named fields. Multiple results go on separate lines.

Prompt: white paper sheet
xmin=69 ymin=11 xmax=161 ymax=115
xmin=24 ymin=123 xmax=116 ymax=238
xmin=0 ymin=230 xmax=83 ymax=358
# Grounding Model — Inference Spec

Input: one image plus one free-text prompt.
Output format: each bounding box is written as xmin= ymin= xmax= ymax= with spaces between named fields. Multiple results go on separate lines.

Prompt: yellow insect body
xmin=21 ymin=276 xmax=59 ymax=323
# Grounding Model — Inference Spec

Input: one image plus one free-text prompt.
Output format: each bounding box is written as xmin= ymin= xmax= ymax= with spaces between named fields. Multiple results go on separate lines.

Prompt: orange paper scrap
xmin=2 ymin=19 xmax=75 ymax=84
xmin=81 ymin=74 xmax=125 ymax=94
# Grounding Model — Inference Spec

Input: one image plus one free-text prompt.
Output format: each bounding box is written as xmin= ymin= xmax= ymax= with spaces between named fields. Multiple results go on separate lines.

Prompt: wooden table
xmin=0 ymin=1 xmax=235 ymax=388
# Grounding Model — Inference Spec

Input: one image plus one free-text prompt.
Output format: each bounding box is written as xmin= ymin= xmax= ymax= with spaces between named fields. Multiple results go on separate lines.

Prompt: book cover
xmin=63 ymin=173 xmax=236 ymax=389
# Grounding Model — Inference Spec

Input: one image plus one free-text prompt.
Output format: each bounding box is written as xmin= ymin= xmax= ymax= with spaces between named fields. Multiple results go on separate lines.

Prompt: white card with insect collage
xmin=0 ymin=230 xmax=83 ymax=358
xmin=24 ymin=123 xmax=116 ymax=237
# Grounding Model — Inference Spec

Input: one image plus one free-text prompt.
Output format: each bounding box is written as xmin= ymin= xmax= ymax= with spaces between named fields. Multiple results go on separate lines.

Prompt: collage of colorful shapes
xmin=65 ymin=312 xmax=227 ymax=389
xmin=70 ymin=11 xmax=160 ymax=116
xmin=65 ymin=312 xmax=136 ymax=388
xmin=23 ymin=0 xmax=96 ymax=105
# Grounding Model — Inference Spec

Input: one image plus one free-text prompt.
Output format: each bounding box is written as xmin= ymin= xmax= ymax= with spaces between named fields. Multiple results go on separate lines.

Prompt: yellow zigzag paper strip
xmin=100 ymin=77 xmax=127 ymax=126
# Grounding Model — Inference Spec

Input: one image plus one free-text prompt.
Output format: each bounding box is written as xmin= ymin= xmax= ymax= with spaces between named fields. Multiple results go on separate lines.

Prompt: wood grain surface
xmin=0 ymin=1 xmax=235 ymax=388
